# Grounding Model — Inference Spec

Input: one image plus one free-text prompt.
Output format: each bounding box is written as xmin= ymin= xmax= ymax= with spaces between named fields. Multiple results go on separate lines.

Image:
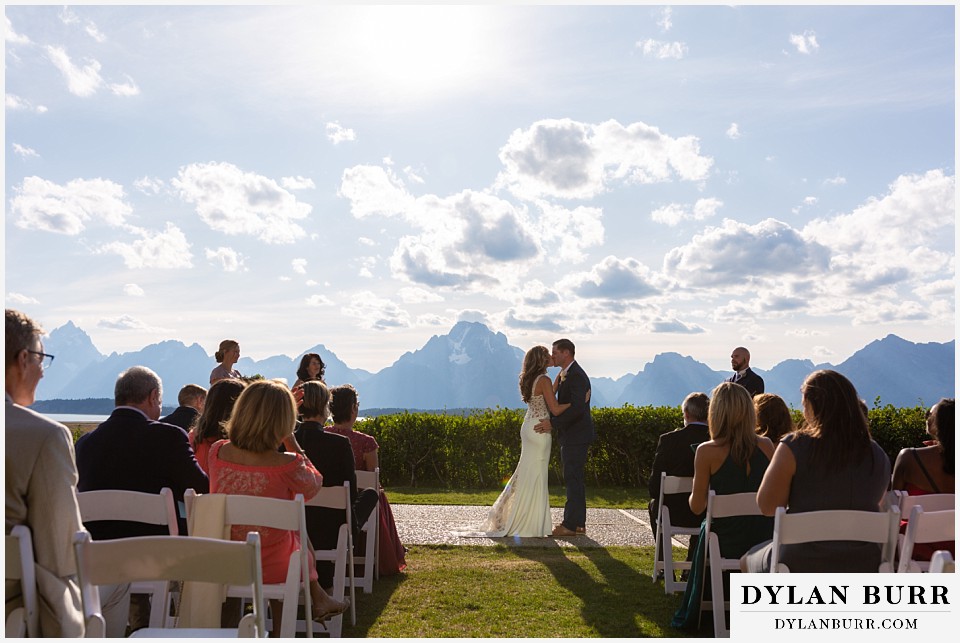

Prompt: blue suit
xmin=548 ymin=360 xmax=595 ymax=530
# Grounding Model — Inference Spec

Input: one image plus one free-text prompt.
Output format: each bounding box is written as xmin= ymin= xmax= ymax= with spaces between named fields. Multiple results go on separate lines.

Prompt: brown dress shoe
xmin=551 ymin=524 xmax=578 ymax=537
xmin=575 ymin=527 xmax=586 ymax=534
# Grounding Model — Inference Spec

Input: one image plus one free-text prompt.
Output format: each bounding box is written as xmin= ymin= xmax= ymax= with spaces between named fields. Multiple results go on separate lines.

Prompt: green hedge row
xmin=359 ymin=402 xmax=931 ymax=488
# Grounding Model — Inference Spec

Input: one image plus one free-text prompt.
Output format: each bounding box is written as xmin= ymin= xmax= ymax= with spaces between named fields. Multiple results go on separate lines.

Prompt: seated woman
xmin=671 ymin=382 xmax=775 ymax=630
xmin=293 ymin=353 xmax=326 ymax=388
xmin=210 ymin=339 xmax=242 ymax=385
xmin=891 ymin=397 xmax=954 ymax=560
xmin=188 ymin=379 xmax=246 ymax=476
xmin=295 ymin=381 xmax=379 ymax=590
xmin=753 ymin=393 xmax=795 ymax=444
xmin=741 ymin=369 xmax=891 ymax=573
xmin=207 ymin=380 xmax=348 ymax=636
xmin=327 ymin=384 xmax=407 ymax=575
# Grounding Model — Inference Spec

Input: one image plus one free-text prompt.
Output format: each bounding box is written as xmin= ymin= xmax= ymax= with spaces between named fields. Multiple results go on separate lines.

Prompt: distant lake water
xmin=49 ymin=414 xmax=109 ymax=423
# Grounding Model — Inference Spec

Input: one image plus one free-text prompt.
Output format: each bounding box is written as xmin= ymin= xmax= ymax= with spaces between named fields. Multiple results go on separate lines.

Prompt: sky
xmin=3 ymin=4 xmax=956 ymax=379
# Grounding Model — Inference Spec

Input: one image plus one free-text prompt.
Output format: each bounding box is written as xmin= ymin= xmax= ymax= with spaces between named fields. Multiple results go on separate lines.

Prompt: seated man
xmin=648 ymin=392 xmax=711 ymax=576
xmin=159 ymin=383 xmax=207 ymax=431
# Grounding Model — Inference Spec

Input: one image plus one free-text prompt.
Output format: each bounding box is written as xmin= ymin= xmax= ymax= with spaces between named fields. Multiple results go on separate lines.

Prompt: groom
xmin=534 ymin=338 xmax=595 ymax=537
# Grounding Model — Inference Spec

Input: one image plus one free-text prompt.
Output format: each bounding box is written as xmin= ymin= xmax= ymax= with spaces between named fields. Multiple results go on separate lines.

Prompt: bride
xmin=455 ymin=345 xmax=571 ymax=537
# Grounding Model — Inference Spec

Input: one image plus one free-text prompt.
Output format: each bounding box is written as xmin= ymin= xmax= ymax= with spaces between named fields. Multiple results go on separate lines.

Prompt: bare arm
xmin=536 ymin=375 xmax=570 ymax=416
xmin=688 ymin=443 xmax=714 ymax=515
xmin=756 ymin=441 xmax=796 ymax=516
xmin=363 ymin=448 xmax=379 ymax=472
xmin=890 ymin=448 xmax=911 ymax=491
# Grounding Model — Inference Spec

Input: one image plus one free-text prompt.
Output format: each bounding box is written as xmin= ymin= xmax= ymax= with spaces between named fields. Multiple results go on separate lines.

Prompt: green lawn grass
xmin=386 ymin=485 xmax=650 ymax=509
xmin=347 ymin=544 xmax=707 ymax=638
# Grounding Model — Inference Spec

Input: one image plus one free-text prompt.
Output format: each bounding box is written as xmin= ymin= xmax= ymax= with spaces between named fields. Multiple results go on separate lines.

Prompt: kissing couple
xmin=454 ymin=338 xmax=596 ymax=538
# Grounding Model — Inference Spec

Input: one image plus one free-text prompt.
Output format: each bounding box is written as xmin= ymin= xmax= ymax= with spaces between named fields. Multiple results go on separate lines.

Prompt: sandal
xmin=313 ymin=598 xmax=350 ymax=623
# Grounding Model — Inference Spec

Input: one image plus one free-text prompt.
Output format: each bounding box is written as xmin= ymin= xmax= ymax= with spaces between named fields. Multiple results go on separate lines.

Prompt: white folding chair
xmin=74 ymin=531 xmax=266 ymax=637
xmin=699 ymin=491 xmax=765 ymax=638
xmin=303 ymin=482 xmax=356 ymax=637
xmin=898 ymin=493 xmax=954 ymax=515
xmin=77 ymin=487 xmax=179 ymax=627
xmin=353 ymin=468 xmax=380 ymax=593
xmin=929 ymin=550 xmax=955 ymax=574
xmin=897 ymin=506 xmax=955 ymax=573
xmin=652 ymin=473 xmax=698 ymax=594
xmin=184 ymin=490 xmax=313 ymax=638
xmin=770 ymin=506 xmax=900 ymax=573
xmin=5 ymin=525 xmax=39 ymax=638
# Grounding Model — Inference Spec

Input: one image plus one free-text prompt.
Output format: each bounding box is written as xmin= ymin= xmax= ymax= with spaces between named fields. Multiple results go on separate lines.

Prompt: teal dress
xmin=670 ymin=447 xmax=774 ymax=630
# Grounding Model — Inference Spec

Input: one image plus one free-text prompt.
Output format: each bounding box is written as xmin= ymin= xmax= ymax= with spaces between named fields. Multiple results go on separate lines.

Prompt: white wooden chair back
xmin=898 ymin=493 xmax=954 ymax=515
xmin=700 ymin=491 xmax=764 ymax=638
xmin=771 ymin=506 xmax=900 ymax=573
xmin=353 ymin=467 xmax=381 ymax=592
xmin=929 ymin=550 xmax=955 ymax=574
xmin=897 ymin=507 xmax=956 ymax=573
xmin=184 ymin=490 xmax=312 ymax=638
xmin=73 ymin=530 xmax=266 ymax=637
xmin=303 ymin=482 xmax=356 ymax=636
xmin=652 ymin=473 xmax=698 ymax=594
xmin=5 ymin=525 xmax=39 ymax=638
xmin=77 ymin=487 xmax=179 ymax=626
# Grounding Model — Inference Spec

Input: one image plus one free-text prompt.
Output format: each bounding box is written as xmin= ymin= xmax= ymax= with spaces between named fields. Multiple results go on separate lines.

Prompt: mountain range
xmin=36 ymin=320 xmax=954 ymax=411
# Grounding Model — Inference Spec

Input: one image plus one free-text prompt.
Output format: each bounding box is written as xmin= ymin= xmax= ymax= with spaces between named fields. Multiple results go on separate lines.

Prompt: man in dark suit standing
xmin=159 ymin=383 xmax=207 ymax=430
xmin=535 ymin=338 xmax=595 ymax=537
xmin=648 ymin=392 xmax=711 ymax=571
xmin=726 ymin=346 xmax=764 ymax=397
xmin=76 ymin=365 xmax=209 ymax=539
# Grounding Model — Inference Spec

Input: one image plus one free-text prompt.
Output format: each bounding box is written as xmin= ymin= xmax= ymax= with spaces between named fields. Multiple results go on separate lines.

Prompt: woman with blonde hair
xmin=671 ymin=382 xmax=775 ymax=630
xmin=207 ymin=380 xmax=348 ymax=635
xmin=209 ymin=339 xmax=242 ymax=385
xmin=455 ymin=345 xmax=572 ymax=537
xmin=754 ymin=393 xmax=795 ymax=444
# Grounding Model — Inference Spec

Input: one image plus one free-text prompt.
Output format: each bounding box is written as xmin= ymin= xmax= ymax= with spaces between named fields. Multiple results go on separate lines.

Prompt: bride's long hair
xmin=519 ymin=345 xmax=551 ymax=403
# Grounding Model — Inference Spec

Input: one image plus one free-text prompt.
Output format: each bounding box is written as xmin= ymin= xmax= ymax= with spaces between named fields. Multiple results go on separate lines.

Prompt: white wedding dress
xmin=454 ymin=375 xmax=552 ymax=537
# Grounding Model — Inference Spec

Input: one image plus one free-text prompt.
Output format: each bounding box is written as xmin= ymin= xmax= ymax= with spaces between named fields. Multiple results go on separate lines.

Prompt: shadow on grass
xmin=345 ymin=568 xmax=408 ymax=637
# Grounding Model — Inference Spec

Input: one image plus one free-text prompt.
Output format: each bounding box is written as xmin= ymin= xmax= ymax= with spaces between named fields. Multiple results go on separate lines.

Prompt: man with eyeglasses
xmin=5 ymin=308 xmax=85 ymax=636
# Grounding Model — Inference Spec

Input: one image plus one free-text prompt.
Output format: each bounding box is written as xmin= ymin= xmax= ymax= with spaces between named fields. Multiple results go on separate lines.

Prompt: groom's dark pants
xmin=561 ymin=442 xmax=590 ymax=530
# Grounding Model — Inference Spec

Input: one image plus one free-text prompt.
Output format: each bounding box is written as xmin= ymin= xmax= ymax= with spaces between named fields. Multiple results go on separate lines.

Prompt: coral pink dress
xmin=208 ymin=439 xmax=323 ymax=583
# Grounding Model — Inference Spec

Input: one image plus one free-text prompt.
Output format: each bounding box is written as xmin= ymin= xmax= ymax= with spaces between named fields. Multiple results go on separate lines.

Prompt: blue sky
xmin=4 ymin=4 xmax=955 ymax=378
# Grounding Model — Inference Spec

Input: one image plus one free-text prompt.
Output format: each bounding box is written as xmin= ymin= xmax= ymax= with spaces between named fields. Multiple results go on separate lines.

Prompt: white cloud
xmin=398 ymin=286 xmax=444 ymax=304
xmin=358 ymin=237 xmax=376 ymax=247
xmin=496 ymin=118 xmax=712 ymax=200
xmin=108 ymin=76 xmax=140 ymax=97
xmin=98 ymin=223 xmax=193 ymax=269
xmin=339 ymin=165 xmax=415 ymax=218
xmin=535 ymin=201 xmax=604 ymax=263
xmin=292 ymin=258 xmax=307 ymax=274
xmin=173 ymin=161 xmax=310 ymax=244
xmin=6 ymin=292 xmax=39 ymax=305
xmin=204 ymin=247 xmax=245 ymax=272
xmin=650 ymin=318 xmax=705 ymax=334
xmin=12 ymin=143 xmax=39 ymax=159
xmin=97 ymin=315 xmax=167 ymax=332
xmin=664 ymin=218 xmax=831 ymax=288
xmin=342 ymin=291 xmax=411 ymax=330
xmin=785 ymin=328 xmax=826 ymax=338
xmin=518 ymin=279 xmax=561 ymax=306
xmin=281 ymin=176 xmax=316 ymax=190
xmin=789 ymin=30 xmax=819 ymax=55
xmin=823 ymin=175 xmax=847 ymax=186
xmin=6 ymin=17 xmax=31 ymax=44
xmin=326 ymin=121 xmax=356 ymax=144
xmin=58 ymin=7 xmax=79 ymax=25
xmin=123 ymin=284 xmax=145 ymax=297
xmin=657 ymin=7 xmax=673 ymax=32
xmin=560 ymin=255 xmax=662 ymax=300
xmin=726 ymin=123 xmax=741 ymax=139
xmin=358 ymin=256 xmax=377 ymax=278
xmin=503 ymin=308 xmax=564 ymax=332
xmin=305 ymin=294 xmax=334 ymax=307
xmin=85 ymin=21 xmax=107 ymax=43
xmin=636 ymin=38 xmax=688 ymax=60
xmin=6 ymin=94 xmax=48 ymax=113
xmin=651 ymin=197 xmax=723 ymax=226
xmin=456 ymin=309 xmax=491 ymax=325
xmin=403 ymin=166 xmax=425 ymax=184
xmin=45 ymin=46 xmax=103 ymax=97
xmin=10 ymin=176 xmax=132 ymax=235
xmin=133 ymin=176 xmax=165 ymax=195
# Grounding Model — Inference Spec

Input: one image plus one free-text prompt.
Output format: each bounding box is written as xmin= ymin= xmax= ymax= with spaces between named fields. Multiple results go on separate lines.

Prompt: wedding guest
xmin=293 ymin=353 xmax=326 ymax=388
xmin=210 ymin=339 xmax=242 ymax=385
xmin=188 ymin=379 xmax=246 ymax=476
xmin=671 ymin=382 xmax=775 ymax=629
xmin=891 ymin=398 xmax=955 ymax=561
xmin=208 ymin=380 xmax=348 ymax=636
xmin=5 ymin=309 xmax=85 ymax=636
xmin=328 ymin=384 xmax=407 ymax=575
xmin=753 ymin=393 xmax=795 ymax=444
xmin=295 ymin=381 xmax=379 ymax=590
xmin=741 ymin=370 xmax=890 ymax=573
xmin=159 ymin=384 xmax=207 ymax=431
